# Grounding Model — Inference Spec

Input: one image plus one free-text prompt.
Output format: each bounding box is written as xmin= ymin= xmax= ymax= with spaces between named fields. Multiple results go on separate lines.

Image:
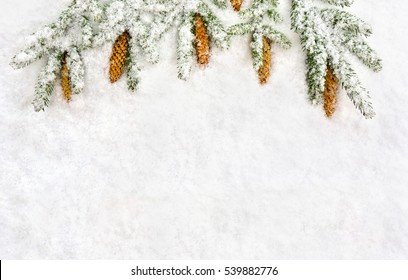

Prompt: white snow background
xmin=1 ymin=0 xmax=408 ymax=259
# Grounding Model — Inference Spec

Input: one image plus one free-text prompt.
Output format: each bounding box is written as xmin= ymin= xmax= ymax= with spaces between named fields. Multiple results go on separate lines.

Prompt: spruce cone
xmin=230 ymin=0 xmax=244 ymax=12
xmin=323 ymin=65 xmax=338 ymax=118
xmin=109 ymin=31 xmax=130 ymax=83
xmin=258 ymin=36 xmax=272 ymax=85
xmin=195 ymin=14 xmax=210 ymax=66
xmin=61 ymin=52 xmax=72 ymax=102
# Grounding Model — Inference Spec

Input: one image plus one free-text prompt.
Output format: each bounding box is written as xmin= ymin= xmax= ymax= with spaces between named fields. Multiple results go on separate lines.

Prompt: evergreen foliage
xmin=146 ymin=0 xmax=230 ymax=79
xmin=291 ymin=0 xmax=382 ymax=118
xmin=228 ymin=0 xmax=291 ymax=76
xmin=11 ymin=0 xmax=101 ymax=111
xmin=11 ymin=0 xmax=382 ymax=118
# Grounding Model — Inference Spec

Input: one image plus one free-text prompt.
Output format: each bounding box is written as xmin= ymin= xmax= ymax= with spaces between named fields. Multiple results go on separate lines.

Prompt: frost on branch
xmin=139 ymin=0 xmax=183 ymax=64
xmin=291 ymin=0 xmax=382 ymax=118
xmin=95 ymin=0 xmax=153 ymax=90
xmin=147 ymin=0 xmax=230 ymax=80
xmin=228 ymin=0 xmax=291 ymax=84
xmin=11 ymin=0 xmax=102 ymax=111
xmin=10 ymin=0 xmax=382 ymax=118
xmin=180 ymin=0 xmax=230 ymax=79
xmin=95 ymin=0 xmax=178 ymax=90
xmin=32 ymin=52 xmax=63 ymax=112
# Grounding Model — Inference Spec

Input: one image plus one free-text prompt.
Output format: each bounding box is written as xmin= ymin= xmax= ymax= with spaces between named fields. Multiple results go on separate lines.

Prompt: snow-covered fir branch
xmin=11 ymin=0 xmax=382 ymax=117
xmin=66 ymin=47 xmax=86 ymax=95
xmin=291 ymin=0 xmax=382 ymax=118
xmin=95 ymin=0 xmax=153 ymax=91
xmin=32 ymin=51 xmax=63 ymax=112
xmin=146 ymin=0 xmax=230 ymax=79
xmin=94 ymin=0 xmax=148 ymax=46
xmin=11 ymin=0 xmax=101 ymax=69
xmin=126 ymin=36 xmax=142 ymax=91
xmin=11 ymin=0 xmax=102 ymax=111
xmin=133 ymin=0 xmax=184 ymax=64
xmin=177 ymin=12 xmax=196 ymax=80
xmin=228 ymin=0 xmax=291 ymax=76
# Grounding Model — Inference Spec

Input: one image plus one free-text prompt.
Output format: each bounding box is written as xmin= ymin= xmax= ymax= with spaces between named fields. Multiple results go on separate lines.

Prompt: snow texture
xmin=1 ymin=0 xmax=408 ymax=259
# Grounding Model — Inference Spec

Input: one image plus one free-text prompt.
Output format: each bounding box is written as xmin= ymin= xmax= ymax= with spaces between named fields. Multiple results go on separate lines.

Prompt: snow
xmin=1 ymin=0 xmax=408 ymax=259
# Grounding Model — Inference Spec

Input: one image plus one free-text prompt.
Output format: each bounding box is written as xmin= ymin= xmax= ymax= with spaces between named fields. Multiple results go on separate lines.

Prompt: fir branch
xmin=291 ymin=0 xmax=381 ymax=118
xmin=67 ymin=47 xmax=85 ymax=95
xmin=229 ymin=0 xmax=290 ymax=77
xmin=250 ymin=32 xmax=264 ymax=70
xmin=320 ymin=0 xmax=354 ymax=7
xmin=331 ymin=58 xmax=375 ymax=118
xmin=32 ymin=51 xmax=63 ymax=112
xmin=127 ymin=36 xmax=141 ymax=92
xmin=266 ymin=9 xmax=283 ymax=23
xmin=212 ymin=0 xmax=228 ymax=9
xmin=197 ymin=2 xmax=230 ymax=49
xmin=94 ymin=0 xmax=128 ymax=45
xmin=80 ymin=16 xmax=94 ymax=49
xmin=320 ymin=8 xmax=372 ymax=37
xmin=262 ymin=26 xmax=291 ymax=49
xmin=342 ymin=37 xmax=382 ymax=72
xmin=228 ymin=23 xmax=253 ymax=36
xmin=142 ymin=6 xmax=182 ymax=63
xmin=11 ymin=0 xmax=382 ymax=117
xmin=11 ymin=0 xmax=100 ymax=69
xmin=177 ymin=13 xmax=195 ymax=80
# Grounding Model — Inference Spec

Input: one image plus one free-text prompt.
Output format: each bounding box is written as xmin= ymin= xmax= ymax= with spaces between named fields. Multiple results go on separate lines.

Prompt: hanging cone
xmin=258 ymin=36 xmax=272 ymax=85
xmin=230 ymin=0 xmax=244 ymax=12
xmin=61 ymin=52 xmax=72 ymax=102
xmin=195 ymin=14 xmax=210 ymax=66
xmin=323 ymin=65 xmax=338 ymax=118
xmin=109 ymin=31 xmax=130 ymax=83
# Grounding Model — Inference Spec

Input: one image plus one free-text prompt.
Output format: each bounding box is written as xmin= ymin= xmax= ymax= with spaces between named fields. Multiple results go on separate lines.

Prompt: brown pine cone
xmin=323 ymin=65 xmax=338 ymax=118
xmin=231 ymin=0 xmax=244 ymax=12
xmin=109 ymin=31 xmax=130 ymax=83
xmin=258 ymin=36 xmax=272 ymax=85
xmin=195 ymin=14 xmax=210 ymax=66
xmin=61 ymin=52 xmax=72 ymax=102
